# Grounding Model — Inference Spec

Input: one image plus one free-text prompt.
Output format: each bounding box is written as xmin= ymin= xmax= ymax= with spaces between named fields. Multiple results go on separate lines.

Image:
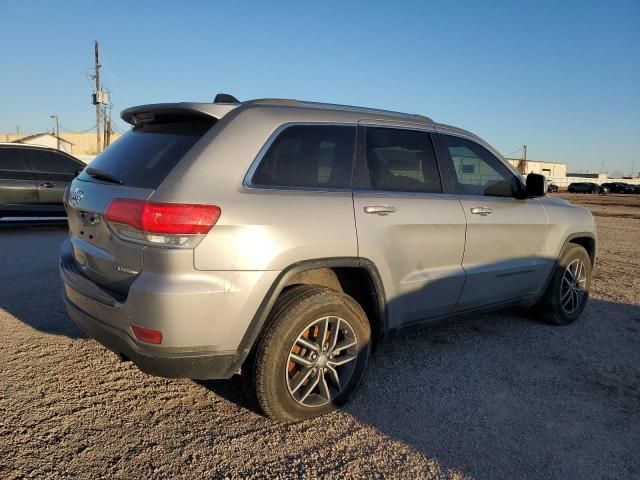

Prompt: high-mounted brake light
xmin=105 ymin=199 xmax=221 ymax=248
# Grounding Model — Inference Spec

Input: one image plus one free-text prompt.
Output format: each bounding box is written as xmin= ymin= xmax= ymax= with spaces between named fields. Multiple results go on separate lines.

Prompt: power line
xmin=503 ymin=147 xmax=524 ymax=157
xmin=100 ymin=46 xmax=131 ymax=109
xmin=60 ymin=123 xmax=98 ymax=133
xmin=110 ymin=123 xmax=127 ymax=134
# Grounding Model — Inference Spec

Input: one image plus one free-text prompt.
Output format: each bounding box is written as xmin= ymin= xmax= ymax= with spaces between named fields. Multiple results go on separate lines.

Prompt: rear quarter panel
xmin=150 ymin=107 xmax=359 ymax=271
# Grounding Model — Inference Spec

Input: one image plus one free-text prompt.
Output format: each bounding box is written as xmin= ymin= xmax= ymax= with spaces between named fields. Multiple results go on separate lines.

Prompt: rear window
xmin=251 ymin=125 xmax=356 ymax=189
xmin=79 ymin=117 xmax=215 ymax=189
xmin=0 ymin=148 xmax=26 ymax=171
xmin=24 ymin=149 xmax=81 ymax=174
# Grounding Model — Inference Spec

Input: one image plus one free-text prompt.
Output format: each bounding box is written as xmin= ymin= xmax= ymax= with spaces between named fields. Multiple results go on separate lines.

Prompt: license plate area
xmin=71 ymin=209 xmax=106 ymax=244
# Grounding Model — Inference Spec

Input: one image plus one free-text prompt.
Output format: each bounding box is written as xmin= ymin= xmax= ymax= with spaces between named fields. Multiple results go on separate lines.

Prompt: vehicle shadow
xmin=196 ymin=376 xmax=264 ymax=416
xmin=0 ymin=224 xmax=85 ymax=339
xmin=340 ymin=298 xmax=640 ymax=479
xmin=199 ymin=297 xmax=640 ymax=479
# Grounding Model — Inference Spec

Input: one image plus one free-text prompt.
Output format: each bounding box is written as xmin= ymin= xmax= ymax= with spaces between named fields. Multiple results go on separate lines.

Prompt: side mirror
xmin=512 ymin=173 xmax=546 ymax=199
xmin=525 ymin=173 xmax=546 ymax=198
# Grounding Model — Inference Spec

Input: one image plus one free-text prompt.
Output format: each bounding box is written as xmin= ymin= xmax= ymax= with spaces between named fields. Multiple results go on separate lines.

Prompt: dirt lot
xmin=1 ymin=194 xmax=639 ymax=479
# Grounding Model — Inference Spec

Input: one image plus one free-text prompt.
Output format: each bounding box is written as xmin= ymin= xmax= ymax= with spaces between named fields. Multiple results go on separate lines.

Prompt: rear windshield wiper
xmin=85 ymin=167 xmax=123 ymax=185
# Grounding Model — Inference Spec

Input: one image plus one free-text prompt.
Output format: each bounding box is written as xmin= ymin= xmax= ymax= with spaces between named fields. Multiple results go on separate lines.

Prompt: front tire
xmin=535 ymin=244 xmax=592 ymax=325
xmin=247 ymin=285 xmax=371 ymax=422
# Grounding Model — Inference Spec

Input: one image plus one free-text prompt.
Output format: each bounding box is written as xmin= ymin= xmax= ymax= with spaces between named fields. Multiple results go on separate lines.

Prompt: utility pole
xmin=103 ymin=107 xmax=108 ymax=148
xmin=520 ymin=144 xmax=527 ymax=174
xmin=106 ymin=106 xmax=112 ymax=147
xmin=94 ymin=41 xmax=102 ymax=153
xmin=50 ymin=114 xmax=60 ymax=149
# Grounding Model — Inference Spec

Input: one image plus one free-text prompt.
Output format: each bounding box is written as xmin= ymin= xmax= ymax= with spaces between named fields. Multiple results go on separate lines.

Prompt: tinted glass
xmin=25 ymin=149 xmax=80 ymax=174
xmin=365 ymin=127 xmax=441 ymax=193
xmin=441 ymin=134 xmax=514 ymax=197
xmin=0 ymin=148 xmax=26 ymax=171
xmin=252 ymin=125 xmax=356 ymax=189
xmin=78 ymin=117 xmax=215 ymax=189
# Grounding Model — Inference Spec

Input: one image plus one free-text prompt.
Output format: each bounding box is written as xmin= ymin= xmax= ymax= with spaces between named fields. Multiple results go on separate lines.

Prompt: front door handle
xmin=40 ymin=182 xmax=55 ymax=188
xmin=470 ymin=206 xmax=493 ymax=216
xmin=364 ymin=205 xmax=396 ymax=215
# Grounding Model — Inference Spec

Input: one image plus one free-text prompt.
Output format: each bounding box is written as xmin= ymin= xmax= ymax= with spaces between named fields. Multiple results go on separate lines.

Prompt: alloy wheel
xmin=285 ymin=316 xmax=358 ymax=407
xmin=560 ymin=258 xmax=587 ymax=314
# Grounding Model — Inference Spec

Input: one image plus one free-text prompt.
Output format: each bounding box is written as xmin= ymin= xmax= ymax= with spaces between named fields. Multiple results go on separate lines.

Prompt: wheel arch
xmin=566 ymin=234 xmax=596 ymax=266
xmin=531 ymin=231 xmax=597 ymax=307
xmin=232 ymin=257 xmax=388 ymax=375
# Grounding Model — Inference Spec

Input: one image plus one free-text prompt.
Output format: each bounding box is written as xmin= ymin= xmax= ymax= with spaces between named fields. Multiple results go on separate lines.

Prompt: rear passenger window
xmin=25 ymin=150 xmax=80 ymax=175
xmin=0 ymin=148 xmax=26 ymax=171
xmin=251 ymin=125 xmax=356 ymax=189
xmin=441 ymin=134 xmax=514 ymax=197
xmin=365 ymin=127 xmax=442 ymax=193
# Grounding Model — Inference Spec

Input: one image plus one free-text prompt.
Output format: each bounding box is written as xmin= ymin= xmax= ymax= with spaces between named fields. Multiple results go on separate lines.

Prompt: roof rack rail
xmin=242 ymin=98 xmax=433 ymax=122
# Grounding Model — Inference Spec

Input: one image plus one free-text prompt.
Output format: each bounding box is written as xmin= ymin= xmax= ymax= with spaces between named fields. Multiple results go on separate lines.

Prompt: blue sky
xmin=1 ymin=0 xmax=638 ymax=174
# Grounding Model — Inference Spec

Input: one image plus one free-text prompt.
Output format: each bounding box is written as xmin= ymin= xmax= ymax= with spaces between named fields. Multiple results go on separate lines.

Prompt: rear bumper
xmin=63 ymin=294 xmax=240 ymax=379
xmin=59 ymin=238 xmax=279 ymax=379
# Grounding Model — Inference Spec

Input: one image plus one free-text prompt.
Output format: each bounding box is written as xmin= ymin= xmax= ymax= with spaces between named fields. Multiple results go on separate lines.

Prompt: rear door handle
xmin=364 ymin=205 xmax=396 ymax=215
xmin=40 ymin=182 xmax=55 ymax=188
xmin=470 ymin=206 xmax=493 ymax=216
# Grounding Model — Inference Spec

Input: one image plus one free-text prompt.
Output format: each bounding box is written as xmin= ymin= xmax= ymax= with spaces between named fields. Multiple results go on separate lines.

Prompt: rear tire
xmin=535 ymin=244 xmax=592 ymax=325
xmin=245 ymin=285 xmax=371 ymax=422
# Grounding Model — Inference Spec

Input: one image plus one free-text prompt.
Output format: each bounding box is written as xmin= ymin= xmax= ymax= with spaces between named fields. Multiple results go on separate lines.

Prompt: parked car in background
xmin=601 ymin=182 xmax=634 ymax=194
xmin=60 ymin=95 xmax=597 ymax=421
xmin=0 ymin=143 xmax=85 ymax=220
xmin=547 ymin=183 xmax=559 ymax=193
xmin=568 ymin=182 xmax=608 ymax=194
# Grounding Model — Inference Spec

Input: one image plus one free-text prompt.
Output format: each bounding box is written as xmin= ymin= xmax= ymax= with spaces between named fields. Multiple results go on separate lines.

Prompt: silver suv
xmin=60 ymin=95 xmax=596 ymax=421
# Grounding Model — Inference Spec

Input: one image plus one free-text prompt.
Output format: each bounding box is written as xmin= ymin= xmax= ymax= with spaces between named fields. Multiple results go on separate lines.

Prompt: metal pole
xmin=94 ymin=41 xmax=102 ymax=154
xmin=50 ymin=114 xmax=59 ymax=149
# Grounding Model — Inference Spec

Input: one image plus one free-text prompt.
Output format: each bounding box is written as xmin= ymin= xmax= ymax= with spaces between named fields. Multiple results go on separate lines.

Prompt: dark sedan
xmin=567 ymin=182 xmax=609 ymax=194
xmin=0 ymin=143 xmax=85 ymax=220
xmin=601 ymin=182 xmax=634 ymax=194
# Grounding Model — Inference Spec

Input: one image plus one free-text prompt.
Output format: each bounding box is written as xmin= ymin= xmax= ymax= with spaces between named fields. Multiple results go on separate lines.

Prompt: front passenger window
xmin=441 ymin=134 xmax=515 ymax=197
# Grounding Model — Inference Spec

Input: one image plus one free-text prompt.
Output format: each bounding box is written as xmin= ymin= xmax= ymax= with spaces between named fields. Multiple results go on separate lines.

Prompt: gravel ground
xmin=1 ymin=195 xmax=639 ymax=479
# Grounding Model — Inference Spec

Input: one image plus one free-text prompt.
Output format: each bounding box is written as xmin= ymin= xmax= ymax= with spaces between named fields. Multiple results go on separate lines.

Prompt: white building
xmin=12 ymin=132 xmax=74 ymax=154
xmin=506 ymin=158 xmax=567 ymax=178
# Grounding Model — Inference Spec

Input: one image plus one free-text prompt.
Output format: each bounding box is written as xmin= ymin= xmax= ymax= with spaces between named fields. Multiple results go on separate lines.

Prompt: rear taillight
xmin=105 ymin=199 xmax=221 ymax=248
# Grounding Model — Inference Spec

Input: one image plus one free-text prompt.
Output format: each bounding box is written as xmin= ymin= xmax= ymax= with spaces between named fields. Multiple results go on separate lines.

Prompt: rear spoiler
xmin=121 ymin=102 xmax=239 ymax=126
